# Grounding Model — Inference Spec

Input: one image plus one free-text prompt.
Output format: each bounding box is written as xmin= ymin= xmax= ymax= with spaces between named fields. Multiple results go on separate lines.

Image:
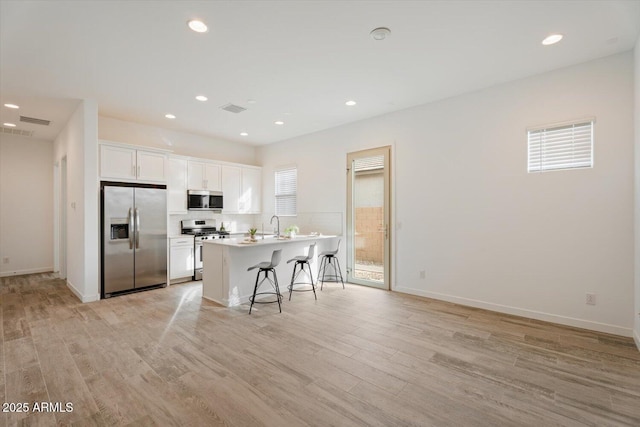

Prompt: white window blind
xmin=527 ymin=120 xmax=594 ymax=173
xmin=275 ymin=167 xmax=297 ymax=216
xmin=353 ymin=155 xmax=384 ymax=172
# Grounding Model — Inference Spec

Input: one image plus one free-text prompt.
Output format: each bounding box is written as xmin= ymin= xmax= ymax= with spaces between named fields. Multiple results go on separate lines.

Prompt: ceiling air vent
xmin=1 ymin=126 xmax=34 ymax=137
xmin=220 ymin=103 xmax=246 ymax=114
xmin=20 ymin=115 xmax=51 ymax=126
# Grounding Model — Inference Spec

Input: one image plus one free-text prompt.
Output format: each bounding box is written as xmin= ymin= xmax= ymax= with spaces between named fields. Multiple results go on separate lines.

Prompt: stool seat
xmin=248 ymin=249 xmax=283 ymax=314
xmin=318 ymin=239 xmax=344 ymax=290
xmin=286 ymin=243 xmax=317 ymax=301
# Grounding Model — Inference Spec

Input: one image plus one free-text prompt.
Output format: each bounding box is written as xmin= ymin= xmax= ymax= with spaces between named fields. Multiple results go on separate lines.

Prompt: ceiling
xmin=1 ymin=0 xmax=639 ymax=144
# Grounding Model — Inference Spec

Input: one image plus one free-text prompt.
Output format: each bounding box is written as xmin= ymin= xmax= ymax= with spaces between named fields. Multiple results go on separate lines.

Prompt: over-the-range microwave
xmin=187 ymin=190 xmax=223 ymax=212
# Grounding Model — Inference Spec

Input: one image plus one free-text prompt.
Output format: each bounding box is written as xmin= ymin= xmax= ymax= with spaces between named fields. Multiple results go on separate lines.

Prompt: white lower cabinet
xmin=170 ymin=236 xmax=194 ymax=280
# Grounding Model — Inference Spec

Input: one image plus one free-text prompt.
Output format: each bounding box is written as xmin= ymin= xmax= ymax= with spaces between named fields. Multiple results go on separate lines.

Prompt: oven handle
xmin=128 ymin=208 xmax=134 ymax=250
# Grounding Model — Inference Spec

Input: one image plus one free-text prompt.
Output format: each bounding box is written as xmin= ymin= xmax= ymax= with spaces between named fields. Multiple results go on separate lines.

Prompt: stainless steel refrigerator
xmin=101 ymin=182 xmax=167 ymax=298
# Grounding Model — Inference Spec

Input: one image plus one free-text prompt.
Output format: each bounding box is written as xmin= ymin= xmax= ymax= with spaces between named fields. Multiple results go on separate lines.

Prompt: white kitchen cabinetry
xmin=241 ymin=167 xmax=262 ymax=214
xmin=100 ymin=143 xmax=167 ymax=183
xmin=168 ymin=157 xmax=188 ymax=214
xmin=220 ymin=165 xmax=262 ymax=214
xmin=188 ymin=161 xmax=221 ymax=191
xmin=170 ymin=236 xmax=194 ymax=280
xmin=221 ymin=165 xmax=241 ymax=213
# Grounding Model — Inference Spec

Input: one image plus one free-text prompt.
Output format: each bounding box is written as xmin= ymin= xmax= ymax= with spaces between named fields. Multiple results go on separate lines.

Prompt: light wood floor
xmin=1 ymin=273 xmax=639 ymax=426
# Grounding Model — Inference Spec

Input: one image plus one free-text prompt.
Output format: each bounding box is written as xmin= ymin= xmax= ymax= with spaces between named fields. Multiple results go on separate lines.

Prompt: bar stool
xmin=286 ymin=243 xmax=317 ymax=300
xmin=248 ymin=249 xmax=283 ymax=314
xmin=318 ymin=239 xmax=344 ymax=290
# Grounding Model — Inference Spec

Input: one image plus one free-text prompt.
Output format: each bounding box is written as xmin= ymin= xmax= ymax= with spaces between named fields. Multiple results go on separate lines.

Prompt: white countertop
xmin=203 ymin=234 xmax=336 ymax=248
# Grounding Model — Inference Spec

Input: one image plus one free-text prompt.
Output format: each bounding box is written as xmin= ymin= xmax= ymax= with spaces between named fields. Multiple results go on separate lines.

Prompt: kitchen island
xmin=201 ymin=235 xmax=340 ymax=307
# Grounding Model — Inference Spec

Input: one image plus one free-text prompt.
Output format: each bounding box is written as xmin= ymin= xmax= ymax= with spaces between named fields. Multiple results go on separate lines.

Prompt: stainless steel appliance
xmin=181 ymin=219 xmax=229 ymax=280
xmin=187 ymin=190 xmax=223 ymax=212
xmin=101 ymin=182 xmax=167 ymax=298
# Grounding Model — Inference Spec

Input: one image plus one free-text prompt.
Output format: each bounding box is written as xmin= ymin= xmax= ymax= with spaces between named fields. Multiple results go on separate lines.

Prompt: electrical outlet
xmin=419 ymin=270 xmax=426 ymax=279
xmin=2 ymin=257 xmax=8 ymax=264
xmin=586 ymin=293 xmax=596 ymax=305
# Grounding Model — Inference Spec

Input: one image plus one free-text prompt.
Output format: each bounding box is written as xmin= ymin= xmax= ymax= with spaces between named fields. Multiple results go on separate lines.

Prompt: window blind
xmin=353 ymin=155 xmax=384 ymax=172
xmin=275 ymin=168 xmax=297 ymax=216
xmin=527 ymin=120 xmax=593 ymax=173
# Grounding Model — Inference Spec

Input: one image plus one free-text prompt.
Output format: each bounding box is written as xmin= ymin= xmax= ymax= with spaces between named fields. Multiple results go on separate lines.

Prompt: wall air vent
xmin=20 ymin=115 xmax=51 ymax=126
xmin=220 ymin=103 xmax=246 ymax=114
xmin=1 ymin=126 xmax=34 ymax=137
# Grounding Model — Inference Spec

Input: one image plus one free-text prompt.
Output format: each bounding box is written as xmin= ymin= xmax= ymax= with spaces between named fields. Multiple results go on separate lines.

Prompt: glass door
xmin=347 ymin=146 xmax=391 ymax=289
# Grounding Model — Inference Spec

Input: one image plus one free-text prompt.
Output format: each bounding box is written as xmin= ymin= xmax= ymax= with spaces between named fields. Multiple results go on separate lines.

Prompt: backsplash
xmin=169 ymin=212 xmax=258 ymax=236
xmin=170 ymin=211 xmax=343 ymax=236
xmin=256 ymin=212 xmax=343 ymax=236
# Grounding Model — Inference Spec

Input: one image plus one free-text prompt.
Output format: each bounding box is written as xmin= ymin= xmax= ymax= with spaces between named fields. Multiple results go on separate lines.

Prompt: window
xmin=527 ymin=119 xmax=594 ymax=173
xmin=275 ymin=167 xmax=297 ymax=216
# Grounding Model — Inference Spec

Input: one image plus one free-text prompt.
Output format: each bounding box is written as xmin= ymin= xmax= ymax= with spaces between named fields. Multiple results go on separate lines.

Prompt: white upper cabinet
xmin=221 ymin=165 xmax=241 ymax=213
xmin=136 ymin=150 xmax=167 ymax=182
xmin=168 ymin=157 xmax=188 ymax=214
xmin=187 ymin=161 xmax=221 ymax=191
xmin=220 ymin=165 xmax=262 ymax=214
xmin=241 ymin=167 xmax=262 ymax=214
xmin=100 ymin=143 xmax=167 ymax=183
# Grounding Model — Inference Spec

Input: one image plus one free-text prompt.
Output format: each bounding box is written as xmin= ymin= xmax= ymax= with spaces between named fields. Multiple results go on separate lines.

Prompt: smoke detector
xmin=370 ymin=27 xmax=391 ymax=41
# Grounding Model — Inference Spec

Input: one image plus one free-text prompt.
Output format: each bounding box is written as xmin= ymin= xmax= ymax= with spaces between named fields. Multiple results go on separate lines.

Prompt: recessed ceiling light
xmin=240 ymin=132 xmax=248 ymax=136
xmin=542 ymin=34 xmax=563 ymax=46
xmin=195 ymin=95 xmax=208 ymax=102
xmin=188 ymin=20 xmax=208 ymax=33
xmin=370 ymin=27 xmax=391 ymax=41
xmin=274 ymin=121 xmax=284 ymax=125
xmin=165 ymin=114 xmax=176 ymax=119
xmin=247 ymin=99 xmax=257 ymax=104
xmin=345 ymin=100 xmax=357 ymax=106
xmin=3 ymin=122 xmax=16 ymax=127
xmin=4 ymin=103 xmax=19 ymax=109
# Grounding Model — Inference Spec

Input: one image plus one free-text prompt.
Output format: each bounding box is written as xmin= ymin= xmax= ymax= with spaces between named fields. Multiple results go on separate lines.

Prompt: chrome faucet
xmin=270 ymin=215 xmax=280 ymax=237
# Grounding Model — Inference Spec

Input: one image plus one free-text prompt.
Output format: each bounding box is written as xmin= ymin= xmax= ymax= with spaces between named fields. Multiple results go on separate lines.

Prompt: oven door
xmin=194 ymin=240 xmax=203 ymax=280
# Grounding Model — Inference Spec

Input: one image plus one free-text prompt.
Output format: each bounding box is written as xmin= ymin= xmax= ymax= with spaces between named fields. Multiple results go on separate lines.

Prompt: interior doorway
xmin=346 ymin=146 xmax=391 ymax=289
xmin=59 ymin=156 xmax=67 ymax=279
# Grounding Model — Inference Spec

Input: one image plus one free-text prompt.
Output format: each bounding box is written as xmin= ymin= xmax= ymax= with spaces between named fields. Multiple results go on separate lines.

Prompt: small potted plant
xmin=248 ymin=228 xmax=257 ymax=241
xmin=284 ymin=225 xmax=299 ymax=239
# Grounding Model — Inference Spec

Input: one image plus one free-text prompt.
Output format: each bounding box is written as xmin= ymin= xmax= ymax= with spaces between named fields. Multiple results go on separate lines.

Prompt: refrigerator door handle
xmin=135 ymin=207 xmax=140 ymax=249
xmin=128 ymin=207 xmax=134 ymax=249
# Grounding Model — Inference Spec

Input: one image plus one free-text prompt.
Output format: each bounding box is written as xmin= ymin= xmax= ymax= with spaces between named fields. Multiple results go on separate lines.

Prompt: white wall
xmin=634 ymin=37 xmax=640 ymax=349
xmin=259 ymin=52 xmax=635 ymax=336
xmin=54 ymin=100 xmax=99 ymax=302
xmin=99 ymin=116 xmax=257 ymax=165
xmin=0 ymin=134 xmax=54 ymax=276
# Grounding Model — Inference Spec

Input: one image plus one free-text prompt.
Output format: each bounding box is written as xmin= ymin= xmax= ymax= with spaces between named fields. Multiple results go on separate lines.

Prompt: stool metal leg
xmin=272 ymin=269 xmax=282 ymax=313
xmin=335 ymin=257 xmax=345 ymax=288
xmin=288 ymin=262 xmax=298 ymax=301
xmin=249 ymin=268 xmax=261 ymax=314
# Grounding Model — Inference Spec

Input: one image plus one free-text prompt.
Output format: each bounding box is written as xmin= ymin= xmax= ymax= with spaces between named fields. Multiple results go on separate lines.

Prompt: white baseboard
xmin=634 ymin=329 xmax=640 ymax=352
xmin=0 ymin=267 xmax=53 ymax=277
xmin=65 ymin=280 xmax=100 ymax=303
xmin=394 ymin=286 xmax=633 ymax=338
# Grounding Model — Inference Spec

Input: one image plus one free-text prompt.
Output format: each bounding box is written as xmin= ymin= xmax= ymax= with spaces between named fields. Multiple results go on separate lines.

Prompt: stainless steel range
xmin=181 ymin=219 xmax=229 ymax=280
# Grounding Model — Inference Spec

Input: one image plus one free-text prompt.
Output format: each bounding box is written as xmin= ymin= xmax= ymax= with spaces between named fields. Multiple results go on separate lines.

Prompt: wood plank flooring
xmin=1 ymin=272 xmax=639 ymax=426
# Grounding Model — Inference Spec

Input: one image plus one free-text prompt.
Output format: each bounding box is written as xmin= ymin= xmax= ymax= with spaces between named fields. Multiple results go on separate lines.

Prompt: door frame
xmin=346 ymin=146 xmax=391 ymax=290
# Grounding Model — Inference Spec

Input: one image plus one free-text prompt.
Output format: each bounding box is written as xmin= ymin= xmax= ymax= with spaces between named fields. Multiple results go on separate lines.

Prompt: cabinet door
xmin=168 ymin=158 xmax=188 ymax=213
xmin=241 ymin=167 xmax=262 ymax=213
xmin=187 ymin=161 xmax=205 ymax=190
xmin=100 ymin=145 xmax=136 ymax=180
xmin=204 ymin=163 xmax=221 ymax=191
xmin=170 ymin=245 xmax=194 ymax=279
xmin=137 ymin=151 xmax=167 ymax=182
xmin=221 ymin=166 xmax=241 ymax=213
